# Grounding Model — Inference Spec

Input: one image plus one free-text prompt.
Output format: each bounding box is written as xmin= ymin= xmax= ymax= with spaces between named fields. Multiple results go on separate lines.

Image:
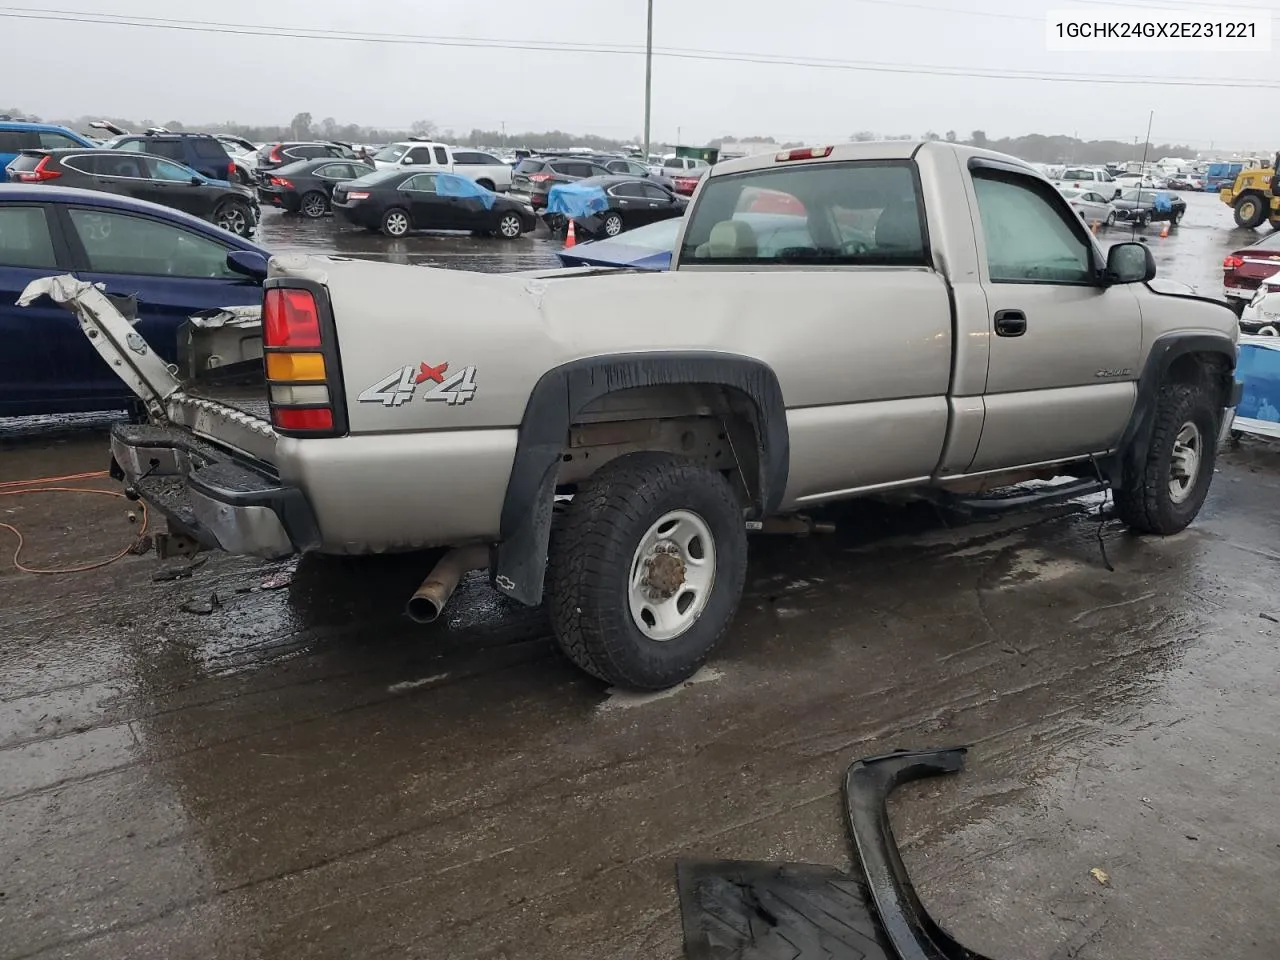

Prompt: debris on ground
xmin=259 ymin=572 xmax=292 ymax=590
xmin=180 ymin=592 xmax=220 ymax=615
xmin=151 ymin=555 xmax=209 ymax=582
xmin=1090 ymin=867 xmax=1110 ymax=886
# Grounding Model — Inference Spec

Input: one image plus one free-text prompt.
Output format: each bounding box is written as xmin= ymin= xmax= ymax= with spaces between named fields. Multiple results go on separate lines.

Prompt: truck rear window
xmin=681 ymin=161 xmax=926 ymax=266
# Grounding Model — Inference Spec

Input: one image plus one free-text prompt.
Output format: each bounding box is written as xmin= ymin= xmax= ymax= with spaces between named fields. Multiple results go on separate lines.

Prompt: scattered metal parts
xmin=151 ymin=554 xmax=209 ymax=582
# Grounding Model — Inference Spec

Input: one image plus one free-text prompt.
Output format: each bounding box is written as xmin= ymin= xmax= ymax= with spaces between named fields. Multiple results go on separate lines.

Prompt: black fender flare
xmin=492 ymin=351 xmax=790 ymax=606
xmin=1111 ymin=332 xmax=1239 ymax=485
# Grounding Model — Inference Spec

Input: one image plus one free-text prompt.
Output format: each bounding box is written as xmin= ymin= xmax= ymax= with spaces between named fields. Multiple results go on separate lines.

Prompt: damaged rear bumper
xmin=111 ymin=422 xmax=319 ymax=559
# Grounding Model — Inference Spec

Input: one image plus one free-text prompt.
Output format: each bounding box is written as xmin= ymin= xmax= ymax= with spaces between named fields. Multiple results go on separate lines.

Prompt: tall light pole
xmin=643 ymin=0 xmax=653 ymax=160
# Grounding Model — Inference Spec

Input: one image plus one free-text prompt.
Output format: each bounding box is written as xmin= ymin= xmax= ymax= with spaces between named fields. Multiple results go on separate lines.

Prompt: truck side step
xmin=939 ymin=478 xmax=1108 ymax=517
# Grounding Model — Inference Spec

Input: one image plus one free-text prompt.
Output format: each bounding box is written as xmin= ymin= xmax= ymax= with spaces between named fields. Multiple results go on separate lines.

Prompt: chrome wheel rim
xmin=217 ymin=207 xmax=247 ymax=235
xmin=604 ymin=215 xmax=623 ymax=236
xmin=1169 ymin=421 xmax=1202 ymax=504
xmin=628 ymin=509 xmax=716 ymax=642
xmin=499 ymin=214 xmax=521 ymax=237
xmin=303 ymin=195 xmax=326 ymax=217
xmin=386 ymin=212 xmax=408 ymax=235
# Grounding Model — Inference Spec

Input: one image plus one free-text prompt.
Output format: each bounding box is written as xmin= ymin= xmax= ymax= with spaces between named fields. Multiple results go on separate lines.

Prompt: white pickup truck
xmin=370 ymin=141 xmax=512 ymax=192
xmin=30 ymin=140 xmax=1241 ymax=690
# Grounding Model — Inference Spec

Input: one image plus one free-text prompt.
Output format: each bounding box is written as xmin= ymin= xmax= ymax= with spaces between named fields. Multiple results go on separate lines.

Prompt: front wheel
xmin=546 ymin=452 xmax=748 ymax=690
xmin=496 ymin=211 xmax=523 ymax=240
xmin=1234 ymin=194 xmax=1267 ymax=229
xmin=300 ymin=191 xmax=328 ymax=219
xmin=1114 ymin=382 xmax=1221 ymax=535
xmin=213 ymin=199 xmax=254 ymax=237
xmin=602 ymin=212 xmax=624 ymax=237
xmin=381 ymin=207 xmax=411 ymax=237
xmin=1106 ymin=211 xmax=1117 ymax=227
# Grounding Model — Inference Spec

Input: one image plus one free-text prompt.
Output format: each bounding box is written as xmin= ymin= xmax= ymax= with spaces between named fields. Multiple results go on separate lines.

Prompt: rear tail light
xmin=269 ymin=145 xmax=283 ymax=163
xmin=346 ymin=190 xmax=370 ymax=200
xmin=15 ymin=156 xmax=60 ymax=182
xmin=529 ymin=173 xmax=553 ymax=183
xmin=269 ymin=176 xmax=294 ymax=188
xmin=228 ymin=162 xmax=236 ymax=179
xmin=1224 ymin=255 xmax=1244 ymax=271
xmin=776 ymin=146 xmax=833 ymax=162
xmin=262 ymin=286 xmax=342 ymax=435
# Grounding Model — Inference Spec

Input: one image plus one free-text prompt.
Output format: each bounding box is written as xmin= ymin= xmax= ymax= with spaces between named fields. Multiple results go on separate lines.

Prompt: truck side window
xmin=433 ymin=146 xmax=449 ymax=165
xmin=971 ymin=172 xmax=1093 ymax=284
xmin=680 ymin=161 xmax=926 ymax=266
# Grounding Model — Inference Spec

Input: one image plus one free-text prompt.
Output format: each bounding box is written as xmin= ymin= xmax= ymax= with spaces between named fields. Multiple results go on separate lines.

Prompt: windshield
xmin=373 ymin=144 xmax=408 ymax=162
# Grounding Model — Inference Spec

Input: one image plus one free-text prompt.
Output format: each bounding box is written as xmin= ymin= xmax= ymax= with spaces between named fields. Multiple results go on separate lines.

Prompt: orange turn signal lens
xmin=266 ymin=351 xmax=326 ymax=382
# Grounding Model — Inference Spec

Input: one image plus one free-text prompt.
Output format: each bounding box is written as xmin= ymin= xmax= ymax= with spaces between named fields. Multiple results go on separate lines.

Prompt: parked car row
xmin=1057 ymin=184 xmax=1186 ymax=230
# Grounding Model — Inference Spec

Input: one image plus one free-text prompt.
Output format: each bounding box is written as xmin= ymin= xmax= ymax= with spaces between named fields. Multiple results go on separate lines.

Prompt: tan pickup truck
xmin=26 ymin=140 xmax=1241 ymax=690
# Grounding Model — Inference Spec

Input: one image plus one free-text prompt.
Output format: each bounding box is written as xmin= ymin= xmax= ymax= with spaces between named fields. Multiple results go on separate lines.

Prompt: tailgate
xmin=19 ymin=274 xmax=278 ymax=464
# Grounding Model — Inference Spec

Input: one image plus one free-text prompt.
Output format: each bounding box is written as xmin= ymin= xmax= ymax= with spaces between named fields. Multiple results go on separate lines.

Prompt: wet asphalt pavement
xmin=4 ymin=192 xmax=1280 ymax=959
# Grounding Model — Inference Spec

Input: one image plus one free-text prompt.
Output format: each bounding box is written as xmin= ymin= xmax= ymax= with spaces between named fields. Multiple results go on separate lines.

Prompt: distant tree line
xmin=2 ymin=107 xmax=1208 ymax=161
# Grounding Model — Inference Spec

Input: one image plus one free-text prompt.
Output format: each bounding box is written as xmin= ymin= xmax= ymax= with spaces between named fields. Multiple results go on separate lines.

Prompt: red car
xmin=1224 ymin=231 xmax=1280 ymax=311
xmin=671 ymin=169 xmax=707 ymax=196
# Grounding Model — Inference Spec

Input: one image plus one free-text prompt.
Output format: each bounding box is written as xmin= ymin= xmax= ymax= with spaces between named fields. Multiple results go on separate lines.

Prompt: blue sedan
xmin=0 ymin=184 xmax=268 ymax=417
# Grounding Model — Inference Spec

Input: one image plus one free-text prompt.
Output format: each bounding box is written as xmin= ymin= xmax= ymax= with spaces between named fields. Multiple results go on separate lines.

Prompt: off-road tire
xmin=546 ymin=452 xmax=747 ymax=689
xmin=1234 ymin=193 xmax=1267 ymax=229
xmin=1115 ymin=382 xmax=1220 ymax=535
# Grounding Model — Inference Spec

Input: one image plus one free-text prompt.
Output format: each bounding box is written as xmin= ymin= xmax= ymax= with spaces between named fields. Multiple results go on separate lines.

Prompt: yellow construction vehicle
xmin=1220 ymin=152 xmax=1280 ymax=229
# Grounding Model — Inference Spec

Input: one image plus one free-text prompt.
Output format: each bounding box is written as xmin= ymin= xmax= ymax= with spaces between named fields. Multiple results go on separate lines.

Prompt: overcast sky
xmin=4 ymin=0 xmax=1276 ymax=149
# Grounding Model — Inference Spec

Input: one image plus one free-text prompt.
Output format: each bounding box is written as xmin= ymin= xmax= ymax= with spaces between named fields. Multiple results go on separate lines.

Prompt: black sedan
xmin=331 ymin=169 xmax=538 ymax=239
xmin=1112 ymin=187 xmax=1187 ymax=228
xmin=544 ymin=175 xmax=687 ymax=239
xmin=6 ymin=148 xmax=259 ymax=236
xmin=257 ymin=158 xmax=375 ymax=217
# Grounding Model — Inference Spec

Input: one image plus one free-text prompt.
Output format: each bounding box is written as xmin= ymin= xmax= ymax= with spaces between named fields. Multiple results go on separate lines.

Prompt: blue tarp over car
xmin=435 ymin=173 xmax=496 ymax=209
xmin=546 ymin=182 xmax=609 ymax=219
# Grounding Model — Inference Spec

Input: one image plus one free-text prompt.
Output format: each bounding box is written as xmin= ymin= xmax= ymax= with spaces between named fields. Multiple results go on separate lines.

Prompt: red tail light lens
xmin=529 ymin=173 xmax=553 ymax=183
xmin=269 ymin=176 xmax=294 ymax=188
xmin=263 ymin=288 xmax=321 ymax=348
xmin=15 ymin=156 xmax=60 ymax=182
xmin=269 ymin=145 xmax=283 ymax=163
xmin=1224 ymin=256 xmax=1244 ymax=271
xmin=273 ymin=407 xmax=333 ymax=431
xmin=346 ymin=190 xmax=370 ymax=200
xmin=228 ymin=162 xmax=236 ymax=179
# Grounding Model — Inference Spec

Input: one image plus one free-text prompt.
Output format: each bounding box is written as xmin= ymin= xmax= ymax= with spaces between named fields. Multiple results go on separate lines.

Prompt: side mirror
xmin=190 ymin=176 xmax=202 ymax=186
xmin=1105 ymin=241 xmax=1155 ymax=285
xmin=226 ymin=249 xmax=269 ymax=281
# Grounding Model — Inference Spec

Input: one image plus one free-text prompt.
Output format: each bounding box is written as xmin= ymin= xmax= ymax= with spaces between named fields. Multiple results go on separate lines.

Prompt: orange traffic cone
xmin=564 ymin=219 xmax=577 ymax=248
xmin=1159 ymin=222 xmax=1170 ymax=239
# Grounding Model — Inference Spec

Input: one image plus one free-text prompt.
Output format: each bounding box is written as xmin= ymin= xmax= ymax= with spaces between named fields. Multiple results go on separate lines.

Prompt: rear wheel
xmin=602 ymin=212 xmax=624 ymax=237
xmin=1105 ymin=211 xmax=1117 ymax=227
xmin=546 ymin=452 xmax=748 ymax=690
xmin=476 ymin=178 xmax=495 ymax=191
xmin=1234 ymin=193 xmax=1267 ymax=228
xmin=381 ymin=207 xmax=410 ymax=237
xmin=496 ymin=212 xmax=523 ymax=240
xmin=213 ymin=199 xmax=253 ymax=237
xmin=300 ymin=191 xmax=328 ymax=219
xmin=1115 ymin=382 xmax=1220 ymax=535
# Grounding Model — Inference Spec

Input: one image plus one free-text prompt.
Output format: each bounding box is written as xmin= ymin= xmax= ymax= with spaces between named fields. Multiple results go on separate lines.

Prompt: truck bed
xmin=184 ymin=382 xmax=271 ymax=424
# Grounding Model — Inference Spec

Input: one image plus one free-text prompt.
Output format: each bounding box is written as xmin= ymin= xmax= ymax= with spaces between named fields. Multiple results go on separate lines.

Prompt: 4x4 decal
xmin=358 ymin=362 xmax=478 ymax=407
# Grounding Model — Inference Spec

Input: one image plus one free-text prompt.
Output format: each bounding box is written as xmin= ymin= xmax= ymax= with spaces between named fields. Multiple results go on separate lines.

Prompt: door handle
xmin=994 ymin=309 xmax=1027 ymax=337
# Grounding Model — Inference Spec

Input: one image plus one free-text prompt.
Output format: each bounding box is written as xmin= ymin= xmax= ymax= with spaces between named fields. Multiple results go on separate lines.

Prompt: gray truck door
xmin=965 ymin=166 xmax=1141 ymax=474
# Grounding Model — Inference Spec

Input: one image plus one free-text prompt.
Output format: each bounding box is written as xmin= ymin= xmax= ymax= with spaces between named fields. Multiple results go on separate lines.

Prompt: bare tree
xmin=410 ymin=119 xmax=437 ymax=138
xmin=850 ymin=130 xmax=876 ymax=141
xmin=290 ymin=112 xmax=313 ymax=139
xmin=945 ymin=130 xmax=957 ymax=142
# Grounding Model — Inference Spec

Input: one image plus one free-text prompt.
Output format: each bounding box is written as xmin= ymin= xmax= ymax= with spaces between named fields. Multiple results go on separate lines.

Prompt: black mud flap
xmin=677 ymin=747 xmax=995 ymax=960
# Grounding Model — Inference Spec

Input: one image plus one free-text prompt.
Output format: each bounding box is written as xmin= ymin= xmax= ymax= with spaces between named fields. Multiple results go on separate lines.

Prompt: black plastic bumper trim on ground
xmin=844 ymin=747 xmax=993 ymax=960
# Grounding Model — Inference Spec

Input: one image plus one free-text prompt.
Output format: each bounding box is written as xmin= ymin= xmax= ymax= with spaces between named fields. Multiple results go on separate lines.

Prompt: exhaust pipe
xmin=406 ymin=544 xmax=490 ymax=624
